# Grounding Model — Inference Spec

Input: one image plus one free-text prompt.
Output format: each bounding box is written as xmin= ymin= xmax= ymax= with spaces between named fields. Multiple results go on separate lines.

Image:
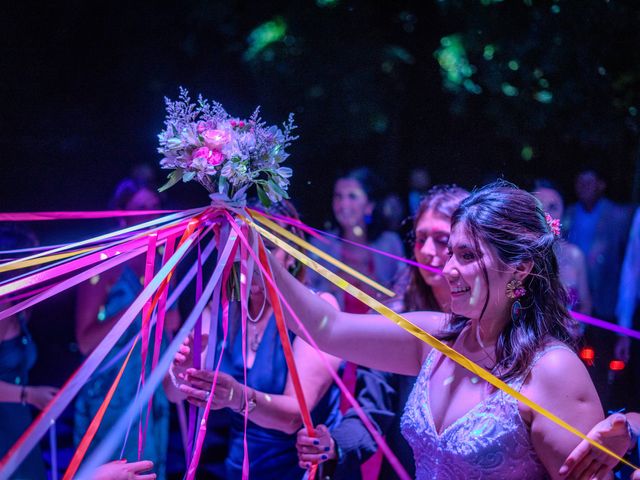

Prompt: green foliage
xmin=435 ymin=0 xmax=640 ymax=172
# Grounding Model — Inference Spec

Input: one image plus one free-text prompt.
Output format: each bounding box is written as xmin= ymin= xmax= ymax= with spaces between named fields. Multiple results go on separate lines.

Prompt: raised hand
xmin=169 ymin=334 xmax=207 ymax=389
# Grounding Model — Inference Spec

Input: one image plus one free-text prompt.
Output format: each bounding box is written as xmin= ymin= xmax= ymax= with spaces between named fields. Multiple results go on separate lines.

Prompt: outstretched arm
xmin=268 ymin=254 xmax=446 ymax=376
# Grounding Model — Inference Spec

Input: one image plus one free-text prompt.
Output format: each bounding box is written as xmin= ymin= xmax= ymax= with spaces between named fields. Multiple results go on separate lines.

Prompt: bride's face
xmin=443 ymin=223 xmax=512 ymax=323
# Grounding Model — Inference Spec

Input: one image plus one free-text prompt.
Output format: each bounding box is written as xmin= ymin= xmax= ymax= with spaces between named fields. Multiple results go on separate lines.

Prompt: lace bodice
xmin=400 ymin=345 xmax=566 ymax=479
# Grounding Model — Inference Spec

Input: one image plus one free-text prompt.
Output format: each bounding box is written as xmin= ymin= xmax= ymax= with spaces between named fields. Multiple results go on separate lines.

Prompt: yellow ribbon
xmin=248 ymin=209 xmax=395 ymax=298
xmin=0 ymin=247 xmax=96 ymax=273
xmin=0 ymin=218 xmax=188 ymax=274
xmin=246 ymin=214 xmax=638 ymax=471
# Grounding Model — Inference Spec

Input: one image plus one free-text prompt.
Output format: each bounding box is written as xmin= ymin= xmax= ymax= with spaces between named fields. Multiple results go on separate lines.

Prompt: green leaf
xmin=158 ymin=168 xmax=184 ymax=192
xmin=256 ymin=185 xmax=272 ymax=208
xmin=218 ymin=175 xmax=229 ymax=194
xmin=267 ymin=178 xmax=289 ymax=199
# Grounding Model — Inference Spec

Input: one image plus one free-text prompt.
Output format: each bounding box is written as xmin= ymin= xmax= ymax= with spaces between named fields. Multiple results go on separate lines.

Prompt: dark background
xmin=3 ymin=0 xmax=639 ymax=238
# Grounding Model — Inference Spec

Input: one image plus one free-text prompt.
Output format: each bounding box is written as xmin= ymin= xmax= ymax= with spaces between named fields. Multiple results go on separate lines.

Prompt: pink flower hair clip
xmin=544 ymin=212 xmax=562 ymax=237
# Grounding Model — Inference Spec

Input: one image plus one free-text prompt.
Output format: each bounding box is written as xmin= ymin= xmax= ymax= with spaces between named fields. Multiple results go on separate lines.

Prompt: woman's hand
xmin=559 ymin=413 xmax=631 ymax=479
xmin=179 ymin=369 xmax=244 ymax=411
xmin=169 ymin=334 xmax=207 ymax=389
xmin=296 ymin=424 xmax=336 ymax=469
xmin=26 ymin=385 xmax=59 ymax=410
xmin=92 ymin=459 xmax=155 ymax=480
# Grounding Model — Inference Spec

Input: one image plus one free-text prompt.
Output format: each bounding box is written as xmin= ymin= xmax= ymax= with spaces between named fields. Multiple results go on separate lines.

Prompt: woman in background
xmin=0 ymin=224 xmax=59 ymax=480
xmin=309 ymin=167 xmax=406 ymax=313
xmin=74 ymin=177 xmax=179 ymax=480
xmin=169 ymin=200 xmax=343 ymax=480
xmin=533 ymin=179 xmax=592 ymax=315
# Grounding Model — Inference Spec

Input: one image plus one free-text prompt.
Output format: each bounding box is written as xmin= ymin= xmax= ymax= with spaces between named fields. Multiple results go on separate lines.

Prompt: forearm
xmin=0 ymin=381 xmax=23 ymax=403
xmin=0 ymin=381 xmax=29 ymax=404
xmin=269 ymin=255 xmax=430 ymax=374
xmin=268 ymin=254 xmax=340 ymax=346
xmin=242 ymin=388 xmax=304 ymax=434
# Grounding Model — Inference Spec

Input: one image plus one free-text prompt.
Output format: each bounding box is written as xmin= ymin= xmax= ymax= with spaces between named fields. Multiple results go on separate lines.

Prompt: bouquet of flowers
xmin=158 ymin=87 xmax=297 ymax=206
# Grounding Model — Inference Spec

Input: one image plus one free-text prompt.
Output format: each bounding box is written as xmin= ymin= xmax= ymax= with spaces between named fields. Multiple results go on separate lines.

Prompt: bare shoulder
xmin=526 ymin=344 xmax=595 ymax=400
xmin=521 ymin=343 xmax=599 ymax=423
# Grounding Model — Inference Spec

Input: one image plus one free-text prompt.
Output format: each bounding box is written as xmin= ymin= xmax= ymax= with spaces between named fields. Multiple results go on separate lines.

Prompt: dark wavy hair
xmin=400 ymin=185 xmax=469 ymax=312
xmin=439 ymin=180 xmax=578 ymax=382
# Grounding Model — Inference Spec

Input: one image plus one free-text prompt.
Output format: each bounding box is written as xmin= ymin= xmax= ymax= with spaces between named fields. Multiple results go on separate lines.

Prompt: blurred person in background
xmin=0 ymin=224 xmax=59 ymax=479
xmin=533 ymin=179 xmax=592 ymax=315
xmin=74 ymin=176 xmax=180 ymax=480
xmin=563 ymin=168 xmax=632 ymax=409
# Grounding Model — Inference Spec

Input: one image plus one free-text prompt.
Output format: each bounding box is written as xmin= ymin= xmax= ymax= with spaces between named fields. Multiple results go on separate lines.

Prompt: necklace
xmin=249 ymin=322 xmax=264 ymax=352
xmin=248 ymin=306 xmax=272 ymax=352
xmin=247 ymin=275 xmax=267 ymax=324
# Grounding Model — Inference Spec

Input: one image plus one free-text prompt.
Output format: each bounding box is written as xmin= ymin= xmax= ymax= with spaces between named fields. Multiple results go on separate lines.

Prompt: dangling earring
xmin=506 ymin=279 xmax=526 ymax=323
xmin=510 ymin=300 xmax=525 ymax=324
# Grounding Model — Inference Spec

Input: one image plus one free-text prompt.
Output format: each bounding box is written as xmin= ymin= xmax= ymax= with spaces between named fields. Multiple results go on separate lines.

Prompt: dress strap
xmin=511 ymin=344 xmax=572 ymax=392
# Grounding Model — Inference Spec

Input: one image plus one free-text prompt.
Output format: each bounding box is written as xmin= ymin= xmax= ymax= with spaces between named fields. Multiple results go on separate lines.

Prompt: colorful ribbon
xmin=0 ymin=228 xmax=199 ymax=479
xmin=0 ymin=209 xmax=179 ymax=221
xmin=248 ymin=214 xmax=640 ymax=471
xmin=75 ymin=232 xmax=237 ymax=480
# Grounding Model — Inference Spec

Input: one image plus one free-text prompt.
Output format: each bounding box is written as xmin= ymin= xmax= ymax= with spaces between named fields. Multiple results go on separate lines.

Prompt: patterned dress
xmin=401 ymin=345 xmax=569 ymax=479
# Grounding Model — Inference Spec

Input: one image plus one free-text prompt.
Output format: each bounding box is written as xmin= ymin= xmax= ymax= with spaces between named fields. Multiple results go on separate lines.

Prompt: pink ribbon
xmin=76 ymin=231 xmax=237 ymax=480
xmin=0 ymin=210 xmax=179 ymax=221
xmin=252 ymin=209 xmax=441 ymax=274
xmin=0 ymin=227 xmax=198 ymax=479
xmin=571 ymin=311 xmax=640 ymax=341
xmin=0 ymin=221 xmax=190 ymax=300
xmin=0 ymin=208 xmax=204 ymax=274
xmin=231 ymin=218 xmax=411 ymax=480
xmin=186 ymin=235 xmax=241 ymax=479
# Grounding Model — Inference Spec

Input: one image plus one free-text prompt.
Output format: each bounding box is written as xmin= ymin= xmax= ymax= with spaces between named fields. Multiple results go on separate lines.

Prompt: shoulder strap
xmin=511 ymin=344 xmax=572 ymax=392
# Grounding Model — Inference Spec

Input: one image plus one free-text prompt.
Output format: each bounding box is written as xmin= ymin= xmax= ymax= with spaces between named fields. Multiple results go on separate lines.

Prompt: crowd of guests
xmin=1 ymin=164 xmax=640 ymax=479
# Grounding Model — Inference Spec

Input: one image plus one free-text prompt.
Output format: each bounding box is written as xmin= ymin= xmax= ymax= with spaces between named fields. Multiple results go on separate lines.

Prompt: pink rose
xmin=202 ymin=129 xmax=231 ymax=149
xmin=196 ymin=122 xmax=207 ymax=134
xmin=208 ymin=149 xmax=224 ymax=166
xmin=191 ymin=147 xmax=225 ymax=166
